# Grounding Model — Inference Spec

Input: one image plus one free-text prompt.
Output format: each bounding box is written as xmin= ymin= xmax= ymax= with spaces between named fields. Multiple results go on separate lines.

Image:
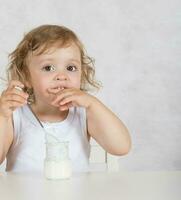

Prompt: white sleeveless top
xmin=6 ymin=105 xmax=90 ymax=172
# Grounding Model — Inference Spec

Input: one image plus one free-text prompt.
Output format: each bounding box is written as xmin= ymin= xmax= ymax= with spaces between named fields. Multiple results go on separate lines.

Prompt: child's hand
xmin=49 ymin=88 xmax=96 ymax=111
xmin=0 ymin=80 xmax=28 ymax=118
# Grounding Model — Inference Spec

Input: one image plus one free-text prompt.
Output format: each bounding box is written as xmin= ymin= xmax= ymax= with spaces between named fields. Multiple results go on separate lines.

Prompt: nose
xmin=54 ymin=72 xmax=68 ymax=81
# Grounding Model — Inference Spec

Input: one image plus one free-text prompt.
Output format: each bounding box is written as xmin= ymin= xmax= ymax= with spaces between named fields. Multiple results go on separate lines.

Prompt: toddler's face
xmin=27 ymin=42 xmax=82 ymax=106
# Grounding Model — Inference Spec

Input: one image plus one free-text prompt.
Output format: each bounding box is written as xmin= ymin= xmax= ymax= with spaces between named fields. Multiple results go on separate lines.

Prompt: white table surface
xmin=0 ymin=171 xmax=181 ymax=200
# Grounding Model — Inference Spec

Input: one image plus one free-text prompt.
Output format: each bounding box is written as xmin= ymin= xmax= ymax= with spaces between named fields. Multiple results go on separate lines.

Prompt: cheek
xmin=71 ymin=76 xmax=81 ymax=88
xmin=31 ymin=78 xmax=49 ymax=93
xmin=70 ymin=81 xmax=80 ymax=89
xmin=33 ymin=82 xmax=51 ymax=100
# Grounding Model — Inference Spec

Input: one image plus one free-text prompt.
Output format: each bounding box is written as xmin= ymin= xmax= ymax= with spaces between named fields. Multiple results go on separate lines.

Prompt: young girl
xmin=0 ymin=24 xmax=131 ymax=172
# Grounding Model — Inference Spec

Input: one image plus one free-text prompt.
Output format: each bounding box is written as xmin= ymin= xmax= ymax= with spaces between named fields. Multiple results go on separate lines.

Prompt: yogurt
xmin=44 ymin=159 xmax=72 ymax=180
xmin=44 ymin=141 xmax=72 ymax=180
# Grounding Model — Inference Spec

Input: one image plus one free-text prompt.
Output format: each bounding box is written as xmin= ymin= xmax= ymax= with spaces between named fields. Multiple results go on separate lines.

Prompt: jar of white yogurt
xmin=44 ymin=141 xmax=72 ymax=180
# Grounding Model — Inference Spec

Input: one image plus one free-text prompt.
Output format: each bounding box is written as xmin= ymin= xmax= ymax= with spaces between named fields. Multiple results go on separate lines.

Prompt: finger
xmin=59 ymin=96 xmax=75 ymax=106
xmin=11 ymin=88 xmax=29 ymax=100
xmin=51 ymin=90 xmax=74 ymax=105
xmin=5 ymin=93 xmax=28 ymax=104
xmin=3 ymin=86 xmax=29 ymax=100
xmin=59 ymin=102 xmax=74 ymax=111
xmin=7 ymin=80 xmax=25 ymax=90
xmin=6 ymin=100 xmax=27 ymax=109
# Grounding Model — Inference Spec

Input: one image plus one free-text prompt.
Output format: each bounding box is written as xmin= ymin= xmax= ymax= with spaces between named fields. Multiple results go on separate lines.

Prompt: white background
xmin=0 ymin=0 xmax=180 ymax=171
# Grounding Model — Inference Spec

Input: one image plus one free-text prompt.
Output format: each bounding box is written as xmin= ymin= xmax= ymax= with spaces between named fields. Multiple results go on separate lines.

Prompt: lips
xmin=53 ymin=86 xmax=65 ymax=90
xmin=47 ymin=86 xmax=65 ymax=94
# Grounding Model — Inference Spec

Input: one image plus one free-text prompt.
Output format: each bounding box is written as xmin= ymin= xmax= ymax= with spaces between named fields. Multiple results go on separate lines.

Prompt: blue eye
xmin=42 ymin=65 xmax=56 ymax=71
xmin=67 ymin=65 xmax=77 ymax=71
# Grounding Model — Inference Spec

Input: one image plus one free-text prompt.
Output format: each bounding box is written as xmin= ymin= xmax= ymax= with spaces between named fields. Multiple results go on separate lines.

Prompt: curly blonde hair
xmin=7 ymin=24 xmax=101 ymax=102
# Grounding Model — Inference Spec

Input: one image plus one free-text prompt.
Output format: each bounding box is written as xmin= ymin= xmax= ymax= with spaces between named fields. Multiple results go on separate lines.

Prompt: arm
xmin=0 ymin=80 xmax=28 ymax=164
xmin=50 ymin=88 xmax=131 ymax=156
xmin=0 ymin=116 xmax=13 ymax=164
xmin=86 ymin=97 xmax=131 ymax=155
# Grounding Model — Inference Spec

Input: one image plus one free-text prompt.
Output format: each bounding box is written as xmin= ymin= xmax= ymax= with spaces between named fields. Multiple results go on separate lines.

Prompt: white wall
xmin=0 ymin=0 xmax=181 ymax=171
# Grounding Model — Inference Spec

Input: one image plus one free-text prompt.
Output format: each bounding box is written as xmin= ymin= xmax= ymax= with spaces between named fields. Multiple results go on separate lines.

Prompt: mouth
xmin=47 ymin=86 xmax=65 ymax=94
xmin=53 ymin=86 xmax=65 ymax=90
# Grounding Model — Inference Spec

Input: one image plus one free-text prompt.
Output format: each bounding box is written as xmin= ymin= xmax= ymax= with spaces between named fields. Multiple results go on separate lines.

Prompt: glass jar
xmin=44 ymin=141 xmax=72 ymax=180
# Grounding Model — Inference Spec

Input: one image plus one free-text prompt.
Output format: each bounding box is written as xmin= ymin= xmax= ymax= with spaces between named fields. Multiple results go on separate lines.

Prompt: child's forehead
xmin=27 ymin=42 xmax=81 ymax=64
xmin=34 ymin=41 xmax=80 ymax=55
